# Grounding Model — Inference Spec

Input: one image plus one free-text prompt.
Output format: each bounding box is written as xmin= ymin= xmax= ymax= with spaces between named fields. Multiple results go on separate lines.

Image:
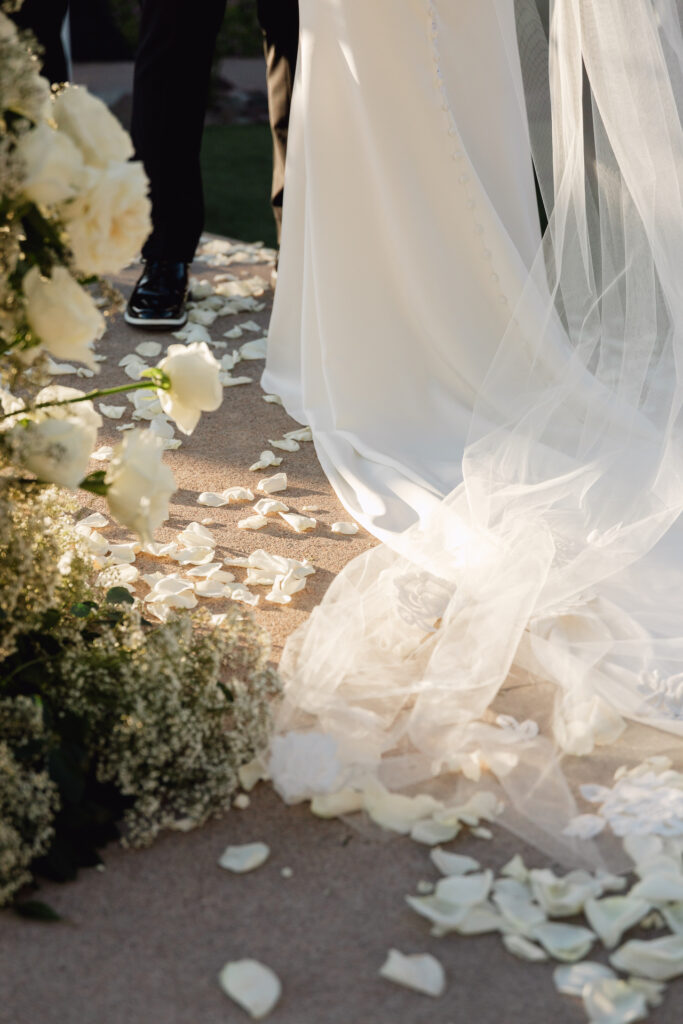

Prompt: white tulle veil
xmin=270 ymin=0 xmax=683 ymax=869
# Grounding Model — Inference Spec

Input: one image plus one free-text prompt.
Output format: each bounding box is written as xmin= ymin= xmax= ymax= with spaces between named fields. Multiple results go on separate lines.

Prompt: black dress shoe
xmin=124 ymin=260 xmax=189 ymax=329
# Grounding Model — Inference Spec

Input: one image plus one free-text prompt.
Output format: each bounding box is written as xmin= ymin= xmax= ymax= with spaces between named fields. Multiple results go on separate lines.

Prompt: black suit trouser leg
xmin=11 ymin=0 xmax=70 ymax=84
xmin=132 ymin=0 xmax=227 ymax=262
xmin=257 ymin=0 xmax=299 ymax=244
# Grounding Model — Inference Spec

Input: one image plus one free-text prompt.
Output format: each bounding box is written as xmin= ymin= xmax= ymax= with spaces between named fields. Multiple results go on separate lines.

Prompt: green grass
xmin=200 ymin=124 xmax=277 ymax=248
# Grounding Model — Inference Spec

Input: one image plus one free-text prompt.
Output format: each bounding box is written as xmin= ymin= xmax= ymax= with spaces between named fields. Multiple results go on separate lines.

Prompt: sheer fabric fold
xmin=264 ymin=0 xmax=683 ymax=866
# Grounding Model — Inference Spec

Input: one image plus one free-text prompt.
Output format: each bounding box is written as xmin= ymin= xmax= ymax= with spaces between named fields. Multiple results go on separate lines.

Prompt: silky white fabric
xmin=263 ymin=0 xmax=683 ymax=865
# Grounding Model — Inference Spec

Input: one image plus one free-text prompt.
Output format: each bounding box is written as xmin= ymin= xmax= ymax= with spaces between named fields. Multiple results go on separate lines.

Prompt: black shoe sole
xmin=124 ymin=310 xmax=188 ymax=330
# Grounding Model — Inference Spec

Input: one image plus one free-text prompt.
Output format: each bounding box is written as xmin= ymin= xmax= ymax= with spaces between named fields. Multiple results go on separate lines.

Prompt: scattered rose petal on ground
xmin=238 ymin=757 xmax=269 ymax=792
xmin=218 ymin=842 xmax=270 ymax=873
xmin=221 ymin=373 xmax=253 ymax=387
xmin=174 ymin=546 xmax=215 ymax=565
xmin=91 ymin=445 xmax=114 ymax=461
xmin=194 ymin=579 xmax=227 ymax=598
xmin=532 ymin=922 xmax=597 ymax=962
xmin=302 ymin=505 xmax=321 ymax=513
xmin=553 ymin=962 xmax=617 ymax=997
xmin=630 ymin=872 xmax=683 ymax=904
xmin=177 ymin=522 xmax=216 ymax=548
xmin=429 ymin=849 xmax=480 ymax=877
xmin=529 ymin=868 xmax=601 ymax=917
xmin=253 ymin=499 xmax=289 ymax=516
xmin=238 ymin=515 xmax=269 ymax=531
xmin=197 ymin=492 xmax=229 ymax=507
xmin=284 ymin=426 xmax=313 ymax=442
xmin=249 ymin=451 xmax=283 ymax=471
xmin=222 ymin=486 xmax=255 ymax=502
xmin=627 ymin=978 xmax=666 ymax=1008
xmin=262 ymin=394 xmax=283 ymax=405
xmin=224 ymin=326 xmax=243 ymax=339
xmin=502 ymin=935 xmax=548 ymax=962
xmin=135 ymin=340 xmax=162 ymax=358
xmin=107 ymin=543 xmax=139 ymax=564
xmin=240 ymin=337 xmax=268 ymax=360
xmin=279 ymin=512 xmax=316 ymax=533
xmin=269 ymin=438 xmax=300 ymax=452
xmin=582 ymin=978 xmax=648 ymax=1024
xmin=311 ymin=789 xmax=365 ymax=818
xmin=227 ymin=584 xmax=260 ymax=607
xmin=610 ymin=935 xmax=683 ymax=981
xmin=99 ymin=403 xmax=126 ymax=419
xmin=79 ymin=512 xmax=109 ymax=529
xmin=218 ymin=960 xmax=281 ymax=1020
xmin=257 ymin=473 xmax=287 ymax=495
xmin=281 ymin=866 xmax=293 ymax=878
xmin=379 ymin=950 xmax=446 ymax=998
xmin=411 ymin=820 xmax=460 ymax=845
xmin=173 ymin=323 xmax=212 ymax=345
xmin=500 ymin=854 xmax=529 ymax=883
xmin=584 ymin=896 xmax=652 ymax=949
xmin=233 ymin=794 xmax=250 ymax=810
xmin=240 ymin=320 xmax=262 ymax=333
xmin=47 ymin=359 xmax=77 ymax=374
xmin=331 ymin=522 xmax=359 ymax=535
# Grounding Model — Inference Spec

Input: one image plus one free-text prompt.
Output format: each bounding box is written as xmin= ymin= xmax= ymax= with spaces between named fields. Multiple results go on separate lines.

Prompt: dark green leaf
xmin=71 ymin=600 xmax=98 ymax=619
xmin=105 ymin=587 xmax=135 ymax=606
xmin=13 ymin=900 xmax=62 ymax=922
xmin=78 ymin=471 xmax=108 ymax=497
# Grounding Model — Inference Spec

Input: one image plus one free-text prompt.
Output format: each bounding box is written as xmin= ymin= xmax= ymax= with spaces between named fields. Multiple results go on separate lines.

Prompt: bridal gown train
xmin=262 ymin=0 xmax=683 ymax=865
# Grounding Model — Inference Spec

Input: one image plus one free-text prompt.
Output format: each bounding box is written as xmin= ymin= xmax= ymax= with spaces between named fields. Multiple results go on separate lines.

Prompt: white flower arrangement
xmin=0 ymin=8 xmax=223 ymax=534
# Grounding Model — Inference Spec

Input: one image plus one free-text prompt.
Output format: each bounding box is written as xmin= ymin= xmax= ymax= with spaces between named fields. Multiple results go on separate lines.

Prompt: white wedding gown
xmin=262 ymin=0 xmax=683 ymax=866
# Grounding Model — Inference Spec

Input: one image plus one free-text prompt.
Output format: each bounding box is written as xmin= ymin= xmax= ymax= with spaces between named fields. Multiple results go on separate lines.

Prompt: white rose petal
xmin=331 ymin=522 xmax=359 ymax=535
xmin=123 ymin=360 xmax=147 ymax=381
xmin=141 ymin=541 xmax=178 ymax=558
xmin=610 ymin=936 xmax=683 ymax=981
xmin=222 ymin=486 xmax=255 ymax=503
xmin=279 ymin=512 xmax=316 ymax=533
xmin=627 ymin=978 xmax=667 ymax=1008
xmin=532 ymin=922 xmax=596 ymax=962
xmin=379 ymin=950 xmax=446 ymax=998
xmin=16 ymin=122 xmax=84 ymax=207
xmin=53 ymin=85 xmax=134 ymax=167
xmin=79 ymin=512 xmax=109 ymax=529
xmin=284 ymin=427 xmax=313 ymax=442
xmin=584 ymin=896 xmax=652 ymax=949
xmin=500 ymin=855 xmax=529 ymax=883
xmin=530 ymin=868 xmax=601 ymax=918
xmin=218 ymin=960 xmax=281 ymax=1020
xmin=433 ymin=871 xmax=494 ymax=908
xmin=256 ymin=473 xmax=288 ymax=495
xmin=135 ymin=341 xmax=162 ymax=358
xmin=311 ymin=790 xmax=365 ymax=818
xmin=553 ymin=962 xmax=617 ymax=997
xmin=227 ymin=584 xmax=259 ymax=607
xmin=46 ymin=359 xmax=78 ymax=375
xmin=405 ymin=895 xmax=470 ymax=933
xmin=630 ymin=872 xmax=683 ymax=904
xmin=105 ymin=430 xmax=176 ymax=543
xmin=582 ymin=979 xmax=648 ymax=1024
xmin=262 ymin=394 xmax=283 ymax=405
xmin=268 ymin=438 xmax=300 ymax=452
xmin=238 ymin=515 xmax=269 ymax=531
xmin=223 ymin=326 xmax=243 ymax=339
xmin=177 ymin=523 xmax=216 ymax=548
xmin=96 ymin=563 xmax=139 ymax=588
xmin=99 ymin=404 xmax=127 ymax=420
xmin=240 ymin=337 xmax=268 ymax=360
xmin=107 ymin=544 xmax=138 ymax=564
xmin=429 ymin=849 xmax=480 ymax=877
xmin=198 ymin=492 xmax=228 ymax=507
xmin=221 ymin=374 xmax=253 ymax=387
xmin=193 ymin=579 xmax=226 ymax=598
xmin=253 ymin=499 xmax=289 ymax=516
xmin=218 ymin=842 xmax=270 ymax=874
xmin=410 ymin=820 xmax=461 ymax=846
xmin=249 ymin=451 xmax=283 ymax=471
xmin=238 ymin=757 xmax=268 ymax=792
xmin=492 ymin=879 xmax=547 ymax=934
xmin=172 ymin=323 xmax=212 ymax=345
xmin=23 ymin=266 xmax=104 ymax=368
xmin=187 ymin=307 xmax=217 ymax=327
xmin=502 ymin=935 xmax=548 ymax=962
xmin=239 ymin=320 xmax=262 ymax=333
xmin=174 ymin=546 xmax=215 ymax=565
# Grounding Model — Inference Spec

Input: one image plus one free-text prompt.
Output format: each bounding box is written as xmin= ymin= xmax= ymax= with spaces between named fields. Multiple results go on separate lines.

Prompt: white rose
xmin=157 ymin=342 xmax=223 ymax=435
xmin=15 ymin=122 xmax=84 ymax=207
xmin=13 ymin=385 xmax=102 ymax=488
xmin=62 ymin=162 xmax=151 ymax=276
xmin=23 ymin=265 xmax=104 ymax=368
xmin=105 ymin=430 xmax=176 ymax=543
xmin=52 ymin=85 xmax=134 ymax=168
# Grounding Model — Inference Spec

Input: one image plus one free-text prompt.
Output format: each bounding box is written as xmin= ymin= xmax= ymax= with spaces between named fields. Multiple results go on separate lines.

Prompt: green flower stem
xmin=0 ymin=379 xmax=168 ymax=420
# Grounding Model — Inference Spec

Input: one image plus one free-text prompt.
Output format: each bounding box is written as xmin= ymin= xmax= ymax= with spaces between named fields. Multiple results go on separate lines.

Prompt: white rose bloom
xmin=23 ymin=265 xmax=105 ymax=368
xmin=52 ymin=85 xmax=134 ymax=168
xmin=105 ymin=430 xmax=176 ymax=543
xmin=14 ymin=385 xmax=102 ymax=489
xmin=15 ymin=122 xmax=85 ymax=207
xmin=157 ymin=342 xmax=223 ymax=435
xmin=62 ymin=162 xmax=151 ymax=276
